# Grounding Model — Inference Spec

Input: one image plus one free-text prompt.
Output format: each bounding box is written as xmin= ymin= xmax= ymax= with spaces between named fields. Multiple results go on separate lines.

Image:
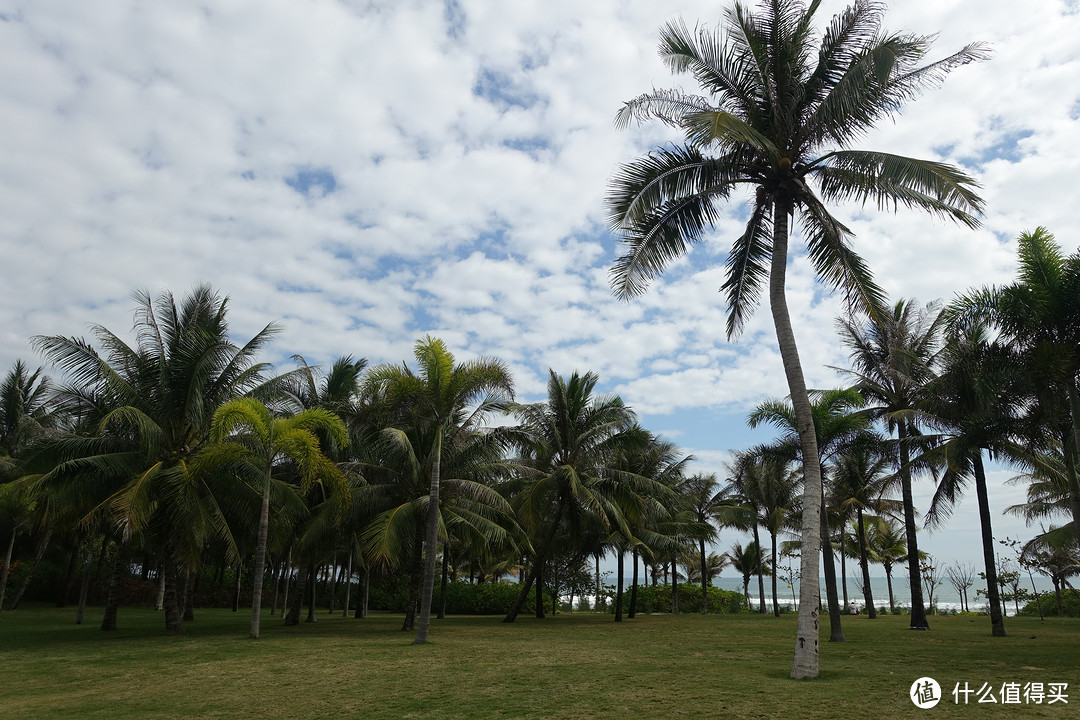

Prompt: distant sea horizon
xmin=599 ymin=575 xmax=1066 ymax=616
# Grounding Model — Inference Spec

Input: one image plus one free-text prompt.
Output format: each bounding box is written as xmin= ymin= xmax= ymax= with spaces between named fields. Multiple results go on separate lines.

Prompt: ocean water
xmin=708 ymin=574 xmax=1060 ymax=615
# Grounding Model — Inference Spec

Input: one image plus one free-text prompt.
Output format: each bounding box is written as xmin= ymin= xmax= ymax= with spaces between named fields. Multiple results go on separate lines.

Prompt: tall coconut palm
xmin=865 ymin=517 xmax=906 ymax=613
xmin=1 ymin=361 xmax=55 ymax=463
xmin=199 ymin=397 xmax=348 ymax=638
xmin=922 ymin=319 xmax=1028 ymax=637
xmin=364 ymin=336 xmax=513 ymax=644
xmin=830 ymin=434 xmax=901 ymax=618
xmin=29 ymin=285 xmax=279 ymax=631
xmin=948 ymin=228 xmax=1080 ymax=545
xmin=607 ymin=0 xmax=985 ymax=678
xmin=836 ymin=298 xmax=944 ymax=629
xmin=501 ymin=370 xmax=642 ymax=623
xmin=677 ymin=473 xmax=725 ymax=614
xmin=726 ymin=540 xmax=769 ymax=609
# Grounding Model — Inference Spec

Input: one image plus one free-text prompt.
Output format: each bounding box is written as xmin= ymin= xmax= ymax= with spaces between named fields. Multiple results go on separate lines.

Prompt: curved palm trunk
xmin=856 ymin=508 xmax=876 ymax=618
xmin=0 ymin=528 xmax=16 ymax=613
xmin=249 ymin=463 xmax=273 ymax=639
xmin=884 ymin=562 xmax=895 ymax=613
xmin=535 ymin=563 xmax=545 ymax=619
xmin=1065 ymin=387 xmax=1080 ymax=545
xmin=753 ymin=524 xmax=766 ymax=614
xmin=628 ymin=548 xmax=639 ymax=619
xmin=504 ymin=495 xmax=567 ymax=623
xmin=9 ymin=522 xmax=53 ymax=611
xmin=100 ymin=542 xmax=127 ymax=632
xmin=437 ymin=545 xmax=449 ymax=620
xmin=839 ymin=532 xmax=849 ymax=613
xmin=699 ymin=538 xmax=708 ymax=615
xmin=897 ymin=423 xmax=929 ymax=629
xmin=820 ymin=495 xmax=845 ymax=641
xmin=973 ymin=452 xmax=1005 ymax=636
xmin=770 ymin=531 xmax=780 ymax=617
xmin=75 ymin=550 xmax=91 ymax=625
xmin=614 ymin=549 xmax=624 ymax=622
xmin=342 ymin=551 xmax=353 ymax=618
xmin=163 ymin=558 xmax=185 ymax=632
xmin=670 ymin=554 xmax=678 ymax=614
xmin=769 ymin=201 xmax=823 ymax=680
xmin=414 ymin=426 xmax=443 ymax=644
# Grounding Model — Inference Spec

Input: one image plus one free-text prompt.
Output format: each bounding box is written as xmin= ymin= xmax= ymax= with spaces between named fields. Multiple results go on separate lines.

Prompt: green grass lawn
xmin=1 ymin=605 xmax=1076 ymax=719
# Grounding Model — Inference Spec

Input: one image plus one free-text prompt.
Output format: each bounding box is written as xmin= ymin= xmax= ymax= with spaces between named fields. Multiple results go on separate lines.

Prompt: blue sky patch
xmin=473 ymin=67 xmax=540 ymax=110
xmin=285 ymin=166 xmax=338 ymax=198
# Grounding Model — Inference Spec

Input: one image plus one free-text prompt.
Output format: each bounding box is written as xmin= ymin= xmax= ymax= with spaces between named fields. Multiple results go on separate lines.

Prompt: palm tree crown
xmin=607 ymin=0 xmax=986 ymax=678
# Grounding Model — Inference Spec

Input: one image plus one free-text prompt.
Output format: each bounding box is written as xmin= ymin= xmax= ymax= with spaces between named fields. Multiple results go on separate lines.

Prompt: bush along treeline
xmin=2 ymin=236 xmax=1079 ymax=643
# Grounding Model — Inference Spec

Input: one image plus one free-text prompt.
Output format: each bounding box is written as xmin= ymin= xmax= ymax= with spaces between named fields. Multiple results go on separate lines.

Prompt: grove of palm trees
xmin=2 ymin=0 xmax=1078 ymax=715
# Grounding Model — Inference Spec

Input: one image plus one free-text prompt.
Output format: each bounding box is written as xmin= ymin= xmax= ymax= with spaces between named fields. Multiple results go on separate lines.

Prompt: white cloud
xmin=1 ymin=0 xmax=1076 ymax=566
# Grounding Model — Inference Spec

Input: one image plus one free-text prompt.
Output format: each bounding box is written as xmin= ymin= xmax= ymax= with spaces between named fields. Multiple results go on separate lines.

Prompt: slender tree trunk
xmin=163 ymin=559 xmax=185 ymax=632
xmin=342 ymin=551 xmax=353 ymax=618
xmin=9 ymin=523 xmax=53 ymax=610
xmin=615 ymin=549 xmax=624 ymax=622
xmin=534 ymin=562 xmax=546 ymax=619
xmin=897 ymin=423 xmax=929 ymax=629
xmin=182 ymin=569 xmax=194 ymax=622
xmin=283 ymin=559 xmax=306 ymax=626
xmin=754 ymin=525 xmax=766 ymax=614
xmin=249 ymin=464 xmax=273 ymax=638
xmin=232 ymin=559 xmax=243 ymax=613
xmin=856 ymin=508 xmax=876 ymax=619
xmin=155 ymin=564 xmax=165 ymax=611
xmin=402 ymin=536 xmax=422 ymax=631
xmin=973 ymin=452 xmax=1006 ymax=636
xmin=75 ymin=549 xmax=91 ymax=625
xmin=770 ymin=531 xmax=780 ymax=617
xmin=699 ymin=538 xmax=708 ymax=615
xmin=820 ymin=495 xmax=845 ymax=641
xmin=768 ymin=200 xmax=823 ymax=679
xmin=58 ymin=542 xmax=80 ymax=608
xmin=100 ymin=542 xmax=127 ymax=632
xmin=270 ymin=555 xmax=282 ymax=617
xmin=504 ymin=496 xmax=566 ymax=623
xmin=1065 ymin=386 xmax=1080 ymax=546
xmin=361 ymin=569 xmax=369 ymax=618
xmin=438 ymin=545 xmax=449 ymax=620
xmin=305 ymin=559 xmax=318 ymax=623
xmin=670 ymin=554 xmax=678 ymax=614
xmin=885 ymin=564 xmax=895 ymax=613
xmin=840 ymin=532 xmax=849 ymax=613
xmin=280 ymin=551 xmax=292 ymax=619
xmin=595 ymin=552 xmax=602 ymax=611
xmin=628 ymin=548 xmax=639 ymax=619
xmin=0 ymin=528 xmax=16 ymax=613
xmin=327 ymin=551 xmax=338 ymax=614
xmin=414 ymin=426 xmax=443 ymax=644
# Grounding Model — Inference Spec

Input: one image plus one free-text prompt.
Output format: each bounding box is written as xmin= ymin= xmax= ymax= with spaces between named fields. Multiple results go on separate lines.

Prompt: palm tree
xmin=740 ymin=449 xmax=801 ymax=617
xmin=948 ymin=228 xmax=1080 ymax=545
xmin=836 ymin=298 xmax=944 ymax=629
xmin=749 ymin=388 xmax=867 ymax=640
xmin=726 ymin=540 xmax=768 ymax=609
xmin=29 ymin=285 xmax=279 ymax=631
xmin=364 ymin=336 xmax=513 ymax=644
xmin=607 ymin=0 xmax=985 ymax=678
xmin=678 ymin=473 xmax=725 ymax=614
xmin=865 ymin=517 xmax=906 ymax=613
xmin=502 ymin=370 xmax=641 ymax=623
xmin=199 ymin=397 xmax=348 ymax=638
xmin=831 ymin=433 xmax=901 ymax=618
xmin=1 ymin=361 xmax=55 ymax=463
xmin=922 ymin=319 xmax=1028 ymax=636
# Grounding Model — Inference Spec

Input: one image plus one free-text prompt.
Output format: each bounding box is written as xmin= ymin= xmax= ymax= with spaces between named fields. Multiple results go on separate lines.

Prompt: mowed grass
xmin=1 ymin=605 xmax=1077 ymax=720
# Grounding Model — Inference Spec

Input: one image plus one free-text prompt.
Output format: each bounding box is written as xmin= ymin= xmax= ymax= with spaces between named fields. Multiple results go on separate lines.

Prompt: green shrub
xmin=610 ymin=584 xmax=747 ymax=614
xmin=1019 ymin=590 xmax=1080 ymax=618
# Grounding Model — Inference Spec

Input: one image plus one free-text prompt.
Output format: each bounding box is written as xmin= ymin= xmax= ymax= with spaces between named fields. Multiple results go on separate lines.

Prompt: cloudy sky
xmin=2 ymin=0 xmax=1078 ymax=571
